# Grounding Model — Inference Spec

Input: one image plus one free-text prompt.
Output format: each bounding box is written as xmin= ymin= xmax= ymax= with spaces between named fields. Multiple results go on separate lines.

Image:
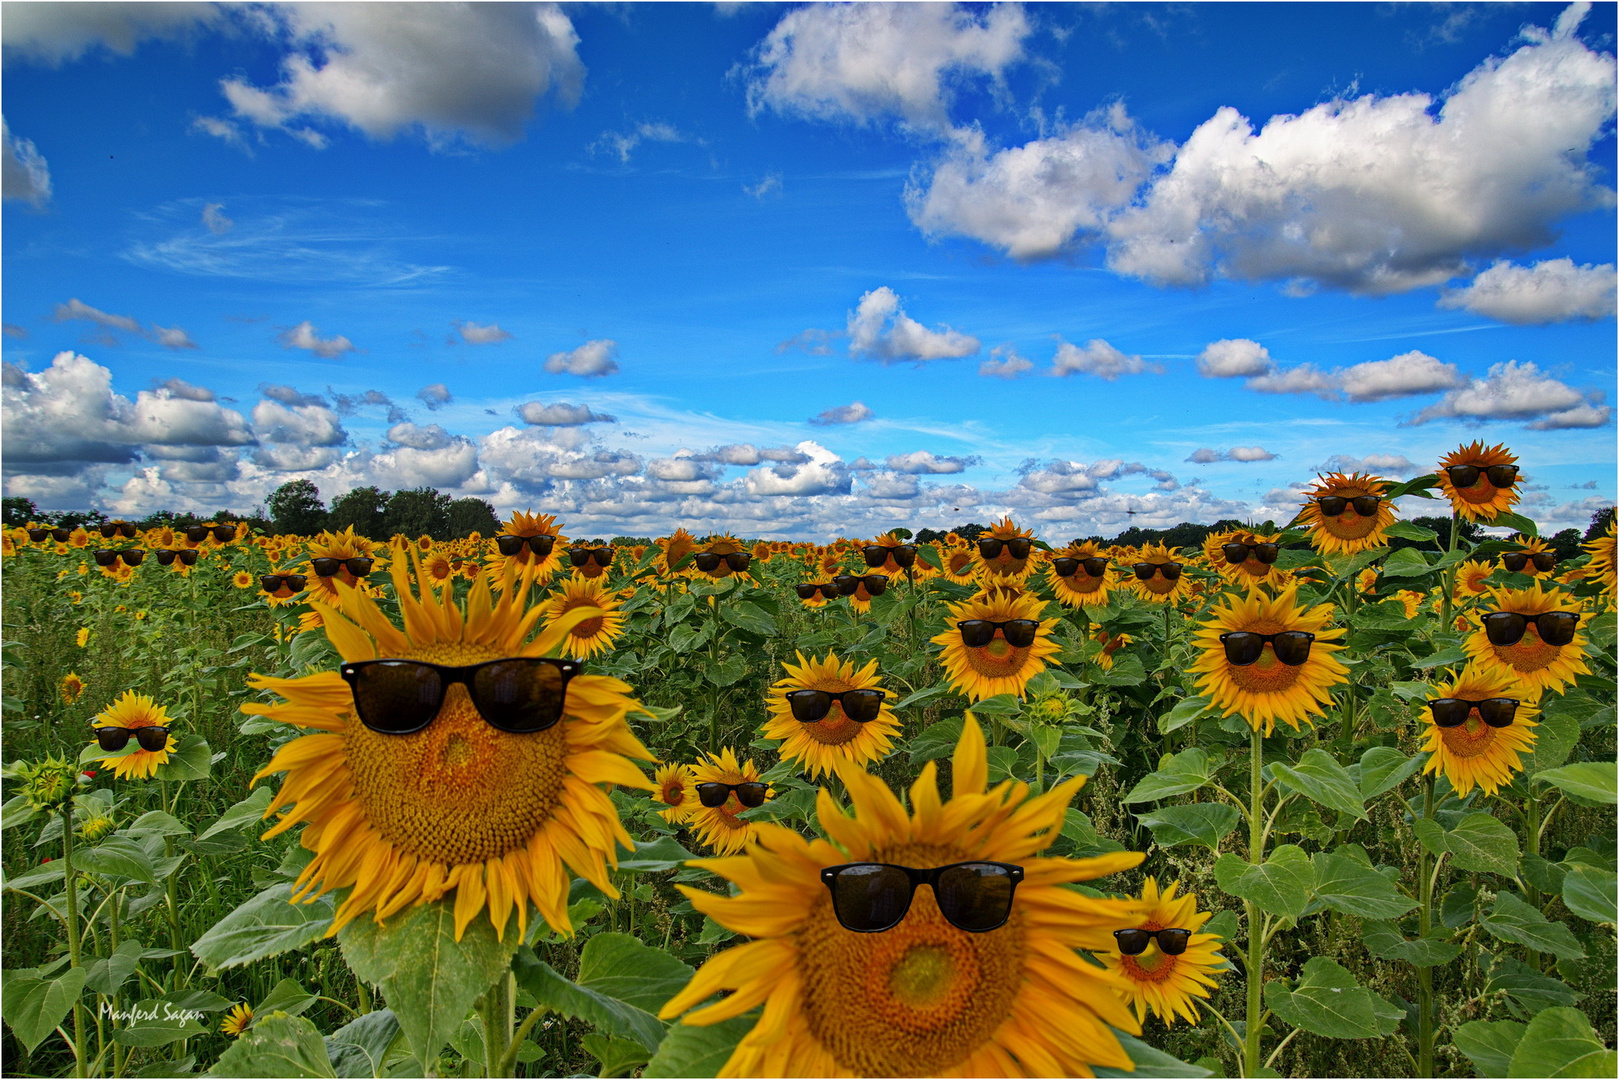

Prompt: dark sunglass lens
xmin=27 ymin=529 xmax=47 ymax=541
xmin=1536 ymin=612 xmax=1578 ymax=646
xmin=99 ymin=524 xmax=119 ymax=538
xmin=186 ymin=526 xmax=210 ymax=542
xmin=134 ymin=726 xmax=170 ymax=752
xmin=977 ymin=538 xmax=1001 ymax=559
xmin=842 ymin=689 xmax=884 ymax=723
xmin=120 ymin=524 xmax=137 ymax=538
xmin=96 ymin=727 xmax=131 ymax=752
xmin=892 ymin=545 xmax=917 ymax=568
xmin=1157 ymin=928 xmax=1192 ymax=955
xmin=348 ymin=558 xmax=374 ymax=576
xmin=1052 ymin=558 xmax=1079 ymax=578
xmin=156 ymin=549 xmax=177 ymax=565
xmin=795 ymin=583 xmax=819 ymax=599
xmin=1272 ymin=631 xmax=1314 ymax=666
xmin=830 ymin=864 xmax=912 ymax=933
xmin=348 ymin=662 xmax=444 ymax=734
xmin=1161 ymin=562 xmax=1183 ymax=580
xmin=1351 ymin=496 xmax=1381 ymax=517
xmin=1447 ymin=465 xmax=1481 ymax=488
xmin=1004 ymin=539 xmax=1029 ymax=559
xmin=472 ymin=660 xmax=568 ymax=732
xmin=726 ymin=552 xmax=752 ymax=571
xmin=959 ymin=620 xmax=995 ymax=648
xmin=94 ymin=550 xmax=118 ymax=566
xmin=1318 ymin=497 xmax=1347 ymax=517
xmin=312 ymin=558 xmax=341 ymax=577
xmin=734 ymin=782 xmax=768 ymax=808
xmin=1479 ymin=699 xmax=1519 ymax=728
xmin=694 ymin=553 xmax=721 ymax=571
xmin=260 ymin=575 xmax=283 ymax=593
xmin=52 ymin=528 xmax=72 ymax=542
xmin=863 ymin=575 xmax=888 ymax=595
xmin=593 ymin=548 xmax=613 ymax=566
xmin=862 ymin=546 xmax=887 ymax=568
xmin=121 ymin=549 xmax=145 ymax=566
xmin=1482 ymin=612 xmax=1527 ymax=646
xmin=1002 ymin=620 xmax=1039 ymax=648
xmin=1222 ymin=543 xmax=1249 ymax=565
xmin=1485 ymin=465 xmax=1518 ymax=488
xmin=834 ymin=574 xmax=859 ymax=596
xmin=529 ymin=535 xmax=557 ymax=556
xmin=496 ymin=535 xmax=525 ymax=556
xmin=284 ymin=575 xmax=307 ymax=592
xmin=1222 ymin=632 xmax=1264 ymax=666
xmin=1114 ymin=929 xmax=1151 ymax=955
xmin=695 ymin=783 xmax=730 ymax=808
xmin=1531 ymin=553 xmax=1557 ymax=572
xmin=1502 ymin=553 xmax=1528 ymax=572
xmin=214 ymin=527 xmax=235 ymax=542
xmin=1427 ymin=699 xmax=1470 ymax=727
xmin=178 ymin=549 xmax=199 ymax=565
xmin=1080 ymin=557 xmax=1107 ymax=577
xmin=568 ymin=549 xmax=591 ymax=566
xmin=1255 ymin=543 xmax=1279 ymax=564
xmin=1133 ymin=563 xmax=1155 ymax=581
xmin=936 ymin=863 xmax=1016 ymax=932
xmin=788 ymin=690 xmax=833 ymax=722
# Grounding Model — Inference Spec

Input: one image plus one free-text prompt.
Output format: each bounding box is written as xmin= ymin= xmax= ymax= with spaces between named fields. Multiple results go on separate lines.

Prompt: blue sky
xmin=3 ymin=1 xmax=1615 ymax=540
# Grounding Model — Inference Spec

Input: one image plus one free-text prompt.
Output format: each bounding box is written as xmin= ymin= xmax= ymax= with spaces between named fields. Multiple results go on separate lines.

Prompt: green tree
xmin=1587 ymin=505 xmax=1616 ymax=541
xmin=2 ymin=496 xmax=39 ymax=527
xmin=384 ymin=487 xmax=453 ymax=540
xmin=329 ymin=486 xmax=390 ymax=540
xmin=445 ymin=497 xmax=499 ymax=538
xmin=1548 ymin=528 xmax=1584 ymax=562
xmin=265 ymin=479 xmax=328 ymax=536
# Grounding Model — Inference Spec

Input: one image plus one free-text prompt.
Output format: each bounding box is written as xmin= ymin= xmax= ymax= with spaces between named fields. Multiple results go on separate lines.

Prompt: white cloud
xmin=777 ymin=327 xmax=837 ymax=355
xmin=201 ymin=203 xmax=233 ymax=234
xmin=1314 ymin=453 xmax=1420 ymax=477
xmin=979 ymin=346 xmax=1033 ymax=379
xmin=1 ymin=2 xmax=222 ymax=65
xmin=699 ymin=444 xmax=811 ymax=466
xmin=53 ymin=299 xmax=142 ymax=337
xmin=1197 ymin=338 xmax=1273 ymax=378
xmin=1246 ymin=365 xmax=1339 ymax=398
xmin=744 ymin=2 xmax=1030 ymax=133
xmin=886 ymin=451 xmax=979 ymax=475
xmin=742 ymin=441 xmax=850 ymax=496
xmin=1439 ymin=258 xmax=1617 ymax=324
xmin=278 ymin=320 xmax=357 ymax=359
xmin=744 ymin=172 xmax=783 ymax=200
xmin=417 ymin=383 xmax=452 ymax=410
xmin=1015 ymin=459 xmax=1099 ymax=495
xmin=154 ymin=378 xmax=216 ymax=402
xmin=2 ymin=118 xmax=52 ymax=207
xmin=1410 ymin=359 xmax=1611 ymax=428
xmin=150 ymin=325 xmax=199 ymax=350
xmin=519 ymin=401 xmax=616 ymax=426
xmin=1186 ymin=446 xmax=1277 ymax=463
xmin=385 ymin=421 xmax=455 ymax=451
xmin=590 ymin=121 xmax=684 ymax=163
xmin=1526 ymin=401 xmax=1615 ymax=430
xmin=1337 ymin=351 xmax=1468 ymax=402
xmin=218 ymin=3 xmax=585 ymax=148
xmin=847 ymin=286 xmax=979 ymax=363
xmin=1050 ymin=338 xmax=1161 ymax=380
xmin=454 ymin=320 xmax=513 ymax=344
xmin=808 ymin=401 xmax=874 ymax=425
xmin=1210 ymin=346 xmax=1468 ymax=402
xmin=544 ymin=339 xmax=619 ymax=377
xmin=371 ymin=437 xmax=480 ymax=488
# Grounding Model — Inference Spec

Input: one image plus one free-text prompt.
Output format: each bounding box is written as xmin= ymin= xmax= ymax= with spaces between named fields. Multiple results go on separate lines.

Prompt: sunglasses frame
xmin=155 ymin=548 xmax=201 ymax=566
xmin=820 ymin=861 xmax=1025 ymax=934
xmin=495 ymin=534 xmax=557 ymax=557
xmin=1426 ymin=697 xmax=1520 ymax=729
xmin=261 ymin=574 xmax=308 ymax=593
xmin=863 ymin=544 xmax=918 ymax=568
xmin=1222 ymin=541 xmax=1280 ymax=565
xmin=1316 ymin=495 xmax=1381 ymax=518
xmin=1133 ymin=561 xmax=1183 ymax=581
xmin=98 ymin=523 xmax=139 ymax=538
xmin=693 ymin=550 xmax=752 ymax=573
xmin=568 ymin=547 xmax=615 ymax=568
xmin=977 ymin=537 xmax=1032 ymax=561
xmin=1481 ymin=610 xmax=1579 ymax=647
xmin=1113 ymin=927 xmax=1192 ymax=956
xmin=1445 ymin=464 xmax=1519 ymax=489
xmin=795 ymin=582 xmax=841 ymax=600
xmin=93 ymin=548 xmax=146 ymax=567
xmin=311 ymin=556 xmax=375 ymax=578
xmin=694 ymin=781 xmax=768 ymax=808
xmin=1218 ymin=630 xmax=1316 ymax=666
xmin=94 ymin=725 xmax=172 ymax=753
xmin=785 ymin=688 xmax=887 ymax=723
xmin=50 ymin=528 xmax=73 ymax=543
xmin=1501 ymin=551 xmax=1557 ymax=573
xmin=1053 ymin=556 xmax=1108 ymax=578
xmin=338 ymin=657 xmax=582 ymax=735
xmin=958 ymin=619 xmax=1040 ymax=648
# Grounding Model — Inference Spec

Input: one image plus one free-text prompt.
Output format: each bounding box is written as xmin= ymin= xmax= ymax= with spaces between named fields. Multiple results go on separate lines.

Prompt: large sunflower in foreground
xmin=1101 ymin=878 xmax=1224 ymax=1027
xmin=1436 ymin=442 xmax=1520 ymax=523
xmin=686 ymin=748 xmax=770 ymax=855
xmin=90 ymin=691 xmax=178 ymax=780
xmin=1297 ymin=472 xmax=1396 ymax=556
xmin=931 ymin=590 xmax=1061 ymax=701
xmin=1461 ymin=583 xmax=1590 ymax=696
xmin=763 ymin=652 xmax=901 ymax=780
xmin=537 ymin=574 xmax=627 ymax=659
xmin=245 ymin=547 xmax=655 ymax=942
xmin=658 ymin=715 xmax=1147 ymax=1078
xmin=1046 ymin=540 xmax=1115 ymax=609
xmin=1125 ymin=543 xmax=1192 ymax=606
xmin=1418 ymin=667 xmax=1539 ymax=797
xmin=1190 ymin=587 xmax=1348 ymax=736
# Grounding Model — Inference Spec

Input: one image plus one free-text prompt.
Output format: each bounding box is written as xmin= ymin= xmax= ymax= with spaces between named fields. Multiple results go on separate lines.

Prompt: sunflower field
xmin=2 ymin=442 xmax=1615 ymax=1079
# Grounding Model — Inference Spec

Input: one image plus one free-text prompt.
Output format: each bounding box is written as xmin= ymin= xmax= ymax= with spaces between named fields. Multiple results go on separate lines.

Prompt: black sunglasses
xmin=694 ymin=781 xmax=768 ymax=808
xmin=1502 ymin=552 xmax=1557 ymax=573
xmin=261 ymin=574 xmax=308 ymax=593
xmin=958 ymin=619 xmax=1039 ymax=648
xmin=1222 ymin=541 xmax=1279 ymax=565
xmin=98 ymin=523 xmax=139 ymax=539
xmin=1446 ymin=464 xmax=1518 ymax=489
xmin=786 ymin=688 xmax=886 ymax=723
xmin=795 ymin=582 xmax=842 ymax=600
xmin=495 ymin=534 xmax=557 ymax=557
xmin=311 ymin=557 xmax=375 ymax=578
xmin=977 ymin=537 xmax=1032 ymax=560
xmin=863 ymin=544 xmax=918 ymax=568
xmin=821 ymin=861 xmax=1024 ymax=934
xmin=93 ymin=548 xmax=146 ymax=567
xmin=568 ymin=547 xmax=614 ymax=568
xmin=1427 ymin=697 xmax=1519 ymax=728
xmin=693 ymin=550 xmax=751 ymax=573
xmin=48 ymin=527 xmax=73 ymax=543
xmin=1219 ymin=630 xmax=1315 ymax=666
xmin=1317 ymin=496 xmax=1380 ymax=518
xmin=95 ymin=725 xmax=171 ymax=753
xmin=1114 ymin=928 xmax=1191 ymax=956
xmin=1133 ymin=561 xmax=1183 ymax=581
xmin=186 ymin=525 xmax=237 ymax=543
xmin=831 ymin=573 xmax=888 ymax=596
xmin=338 ymin=657 xmax=581 ymax=735
xmin=1053 ymin=557 xmax=1107 ymax=578
xmin=1482 ymin=610 xmax=1578 ymax=647
xmin=155 ymin=548 xmax=200 ymax=566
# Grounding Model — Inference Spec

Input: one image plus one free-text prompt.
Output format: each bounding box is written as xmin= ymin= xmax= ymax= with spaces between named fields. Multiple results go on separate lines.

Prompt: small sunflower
xmin=90 ymin=691 xmax=178 ymax=780
xmin=1501 ymin=535 xmax=1559 ymax=580
xmin=1455 ymin=558 xmax=1494 ymax=600
xmin=1418 ymin=667 xmax=1540 ymax=797
xmin=1093 ymin=630 xmax=1132 ymax=672
xmin=1356 ymin=566 xmax=1380 ymax=595
xmin=245 ymin=546 xmax=655 ymax=942
xmin=76 ymin=627 xmax=91 ymax=648
xmin=1125 ymin=543 xmax=1193 ymax=606
xmin=232 ymin=569 xmax=255 ymax=589
xmin=1584 ymin=516 xmax=1617 ymax=608
xmin=488 ymin=511 xmax=568 ymax=585
xmin=652 ymin=763 xmax=697 ymax=823
xmin=763 ymin=652 xmax=902 ymax=780
xmin=425 ymin=552 xmax=456 ymax=590
xmin=1047 ymin=540 xmax=1116 ymax=609
xmin=1461 ymin=583 xmax=1591 ymax=696
xmin=931 ymin=590 xmax=1061 ymax=701
xmin=687 ymin=748 xmax=769 ymax=855
xmin=941 ymin=543 xmax=978 ymax=583
xmin=1436 ymin=442 xmax=1520 ymax=523
xmin=658 ymin=714 xmax=1148 ymax=1078
xmin=1190 ymin=587 xmax=1348 ymax=736
xmin=302 ymin=527 xmax=385 ymax=605
xmin=536 ymin=574 xmax=627 ymax=660
xmin=696 ymin=534 xmax=750 ymax=581
xmin=861 ymin=531 xmax=914 ymax=578
xmin=1101 ymin=878 xmax=1224 ymax=1026
xmin=1396 ymin=589 xmax=1425 ymax=619
xmin=972 ymin=517 xmax=1038 ymax=584
xmin=1297 ymin=473 xmax=1396 ymax=556
xmin=1204 ymin=529 xmax=1289 ymax=589
xmin=220 ymin=1003 xmax=253 ymax=1038
xmin=658 ymin=528 xmax=700 ymax=579
xmin=751 ymin=540 xmax=772 ymax=564
xmin=59 ymin=672 xmax=87 ymax=705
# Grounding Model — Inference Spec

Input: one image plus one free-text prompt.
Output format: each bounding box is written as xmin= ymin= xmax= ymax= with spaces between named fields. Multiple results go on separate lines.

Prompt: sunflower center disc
xmin=964 ymin=641 xmax=1029 ymax=679
xmin=1440 ymin=718 xmax=1498 ymax=760
xmin=1222 ymin=619 xmax=1304 ymax=694
xmin=1492 ymin=629 xmax=1560 ymax=673
xmin=342 ymin=641 xmax=568 ymax=865
xmin=1121 ymin=949 xmax=1177 ymax=981
xmin=1321 ymin=510 xmax=1379 ymax=540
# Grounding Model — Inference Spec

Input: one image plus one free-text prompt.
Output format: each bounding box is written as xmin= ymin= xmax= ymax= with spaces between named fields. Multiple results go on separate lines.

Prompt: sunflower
xmin=1501 ymin=535 xmax=1559 ymax=580
xmin=59 ymin=672 xmax=87 ymax=705
xmin=1047 ymin=541 xmax=1116 ymax=609
xmin=862 ymin=531 xmax=915 ymax=578
xmin=652 ymin=763 xmax=697 ymax=823
xmin=1101 ymin=878 xmax=1224 ymax=1026
xmin=220 ymin=1003 xmax=253 ymax=1038
xmin=244 ymin=546 xmax=655 ymax=942
xmin=972 ymin=517 xmax=1038 ymax=584
xmin=696 ymin=534 xmax=751 ymax=581
xmin=847 ymin=575 xmax=885 ymax=614
xmin=1396 ymin=589 xmax=1425 ymax=619
xmin=424 ymin=552 xmax=456 ymax=590
xmin=658 ymin=528 xmax=700 ymax=579
xmin=1093 ymin=630 xmax=1132 ymax=672
xmin=1204 ymin=529 xmax=1289 ymax=589
xmin=752 ymin=541 xmax=773 ymax=564
xmin=659 ymin=714 xmax=1148 ymax=1078
xmin=686 ymin=748 xmax=770 ymax=855
xmin=1 ymin=532 xmax=14 ymax=558
xmin=1126 ymin=543 xmax=1193 ymax=606
xmin=941 ymin=543 xmax=978 ymax=583
xmin=76 ymin=627 xmax=91 ymax=648
xmin=1356 ymin=566 xmax=1380 ymax=596
xmin=1417 ymin=667 xmax=1540 ymax=797
xmin=931 ymin=590 xmax=1062 ymax=702
xmin=487 ymin=511 xmax=568 ymax=586
xmin=1436 ymin=442 xmax=1521 ymax=522
xmin=1190 ymin=586 xmax=1348 ymax=736
xmin=1454 ymin=558 xmax=1495 ymax=600
xmin=536 ymin=574 xmax=627 ymax=660
xmin=302 ymin=527 xmax=386 ymax=605
xmin=232 ymin=570 xmax=255 ymax=589
xmin=90 ymin=691 xmax=178 ymax=780
xmin=68 ymin=528 xmax=90 ymax=548
xmin=763 ymin=652 xmax=902 ymax=780
xmin=1584 ymin=516 xmax=1617 ymax=608
xmin=1461 ymin=583 xmax=1591 ymax=696
xmin=1297 ymin=473 xmax=1396 ymax=556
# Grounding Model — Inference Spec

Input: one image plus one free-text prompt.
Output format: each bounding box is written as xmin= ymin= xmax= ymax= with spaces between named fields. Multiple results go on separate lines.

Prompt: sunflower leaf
xmin=1271 ymin=749 xmax=1367 ymax=821
xmin=1358 ymin=747 xmax=1421 ymax=801
xmin=1136 ymin=803 xmax=1241 ymax=851
xmin=1263 ymin=957 xmax=1403 ymax=1039
xmin=192 ymin=882 xmax=335 ymax=971
xmin=1507 ymin=1007 xmax=1617 ymax=1077
xmin=1484 ymin=953 xmax=1579 ymax=1015
xmin=199 ymin=786 xmax=275 ymax=841
xmin=1492 ymin=511 xmax=1539 ymax=538
xmin=1094 ymin=1031 xmax=1212 ymax=1076
xmin=206 ymin=1012 xmax=335 ymax=1077
xmin=616 ymin=837 xmax=695 ymax=873
xmin=1454 ymin=1019 xmax=1526 ymax=1078
xmin=1310 ymin=853 xmax=1417 ymax=920
xmin=1214 ymin=846 xmax=1315 ymax=921
xmin=325 ymin=1009 xmax=402 ymax=1079
xmin=1441 ymin=813 xmax=1521 ymax=877
xmin=643 ymin=1011 xmax=755 ymax=1077
xmin=0 ymin=964 xmax=86 ymax=1054
xmin=1560 ymin=865 xmax=1617 ymax=925
xmin=513 ymin=934 xmax=692 ymax=1052
xmin=1532 ymin=762 xmax=1617 ymax=804
xmin=1124 ymin=748 xmax=1212 ymax=803
xmin=154 ymin=734 xmax=212 ymax=782
xmin=1156 ymin=696 xmax=1210 ymax=735
xmin=1481 ymin=893 xmax=1586 ymax=959
xmin=1361 ymin=920 xmax=1461 ymax=967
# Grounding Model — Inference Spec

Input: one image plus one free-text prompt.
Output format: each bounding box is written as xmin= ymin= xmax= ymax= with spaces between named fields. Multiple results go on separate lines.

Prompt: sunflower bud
xmin=19 ymin=755 xmax=79 ymax=811
xmin=80 ymin=813 xmax=116 ymax=841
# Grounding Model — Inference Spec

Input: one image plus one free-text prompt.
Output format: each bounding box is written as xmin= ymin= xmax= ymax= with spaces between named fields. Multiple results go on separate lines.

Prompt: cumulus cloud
xmin=1186 ymin=446 xmax=1277 ymax=463
xmin=278 ymin=320 xmax=357 ymax=359
xmin=1051 ymin=338 xmax=1162 ymax=380
xmin=384 ymin=421 xmax=456 ymax=451
xmin=1439 ymin=258 xmax=1617 ymax=324
xmin=1336 ymin=351 xmax=1469 ymax=402
xmin=741 ymin=441 xmax=850 ymax=496
xmin=808 ymin=401 xmax=873 ymax=425
xmin=1409 ymin=359 xmax=1612 ymax=428
xmin=1197 ymin=338 xmax=1273 ymax=378
xmin=886 ymin=450 xmax=979 ymax=474
xmin=453 ymin=320 xmax=512 ymax=344
xmin=53 ymin=299 xmax=142 ymax=337
xmin=1 ymin=2 xmax=222 ymax=64
xmin=2 ymin=118 xmax=52 ymax=207
xmin=154 ymin=377 xmax=216 ymax=402
xmin=201 ymin=202 xmax=233 ymax=234
xmin=544 ymin=339 xmax=619 ymax=377
xmin=979 ymin=346 xmax=1033 ymax=379
xmin=700 ymin=444 xmax=811 ymax=466
xmin=847 ymin=287 xmax=978 ymax=364
xmin=331 ymin=388 xmax=404 ymax=422
xmin=216 ymin=3 xmax=585 ymax=148
xmin=372 ymin=436 xmax=480 ymax=488
xmin=252 ymin=397 xmax=347 ymax=447
xmin=518 ymin=401 xmax=616 ymax=426
xmin=259 ymin=383 xmax=329 ymax=408
xmin=743 ymin=2 xmax=1030 ymax=134
xmin=1314 ymin=453 xmax=1421 ymax=477
xmin=417 ymin=383 xmax=452 ymax=411
xmin=1201 ymin=340 xmax=1469 ymax=402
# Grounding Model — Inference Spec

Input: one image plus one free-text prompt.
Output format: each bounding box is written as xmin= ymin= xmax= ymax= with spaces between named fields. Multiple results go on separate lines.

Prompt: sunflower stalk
xmin=478 ymin=972 xmax=514 ymax=1078
xmin=61 ymin=803 xmax=89 ymax=1079
xmin=1417 ymin=774 xmax=1436 ymax=1077
xmin=1242 ymin=728 xmax=1267 ymax=1078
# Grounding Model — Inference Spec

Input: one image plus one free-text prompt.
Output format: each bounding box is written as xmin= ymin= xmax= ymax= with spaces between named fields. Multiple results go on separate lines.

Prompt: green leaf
xmin=325 ymin=1009 xmax=401 ymax=1079
xmin=126 ymin=810 xmax=192 ymax=837
xmin=617 ymin=836 xmax=695 ymax=873
xmin=1124 ymin=748 xmax=1213 ymax=803
xmin=1271 ymin=748 xmax=1367 ymax=821
xmin=1352 ymin=601 xmax=1417 ymax=631
xmin=191 ymin=883 xmax=335 ymax=970
xmin=1358 ymin=746 xmax=1421 ymax=801
xmin=253 ymin=978 xmax=317 ymax=1023
xmin=1094 ymin=1031 xmax=1214 ymax=1077
xmin=719 ymin=600 xmax=776 ymax=637
xmin=1411 ymin=645 xmax=1469 ymax=670
xmin=74 ymin=835 xmax=157 ymax=884
xmin=154 ymin=733 xmax=212 ymax=782
xmin=199 ymin=786 xmax=274 ymax=841
xmin=1486 ymin=954 xmax=1579 ymax=1014
xmin=1378 ymin=547 xmax=1434 ymax=579
xmin=908 ymin=716 xmax=964 ymax=764
xmin=1092 ymin=652 xmax=1146 ymax=686
xmin=514 ymin=933 xmax=694 ymax=1051
xmin=1442 ymin=813 xmax=1522 ymax=876
xmin=208 ymin=1012 xmax=337 ymax=1077
xmin=111 ymin=1002 xmax=209 ymax=1048
xmin=1560 ymin=865 xmax=1617 ymax=925
xmin=1311 ymin=854 xmax=1417 ymax=919
xmin=1360 ymin=920 xmax=1461 ymax=967
xmin=642 ymin=1013 xmax=754 ymax=1077
xmin=1455 ymin=1020 xmax=1525 ymax=1078
xmin=1214 ymin=846 xmax=1315 ymax=920
xmin=1136 ymin=803 xmax=1241 ymax=851
xmin=705 ymin=653 xmax=749 ymax=687
xmin=1 ymin=965 xmax=86 ymax=1053
xmin=338 ymin=899 xmax=518 ymax=1074
xmin=892 ymin=683 xmax=952 ymax=711
xmin=1533 ymin=762 xmax=1617 ymax=804
xmin=1525 ymin=706 xmax=1582 ymax=774
xmin=583 ymin=1033 xmax=652 ymax=1078
xmin=1157 ymin=696 xmax=1210 ymax=735
xmin=1481 ymin=893 xmax=1586 ymax=960
xmin=84 ymin=940 xmax=146 ymax=996
xmin=1263 ymin=957 xmax=1403 ymax=1039
xmin=1507 ymin=1006 xmax=1617 ymax=1077
xmin=1383 ymin=520 xmax=1438 ymax=542
xmin=1492 ymin=511 xmax=1539 ymax=538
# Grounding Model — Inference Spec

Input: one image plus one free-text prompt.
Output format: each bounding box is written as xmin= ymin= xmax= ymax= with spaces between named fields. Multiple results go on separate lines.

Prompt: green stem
xmin=480 ymin=974 xmax=514 ymax=1078
xmin=1243 ymin=729 xmax=1266 ymax=1077
xmin=1418 ymin=775 xmax=1435 ymax=1077
xmin=1441 ymin=510 xmax=1461 ymax=626
xmin=1523 ymin=793 xmax=1544 ymax=971
xmin=62 ymin=806 xmax=88 ymax=1079
xmin=495 ymin=1005 xmax=549 ymax=1079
